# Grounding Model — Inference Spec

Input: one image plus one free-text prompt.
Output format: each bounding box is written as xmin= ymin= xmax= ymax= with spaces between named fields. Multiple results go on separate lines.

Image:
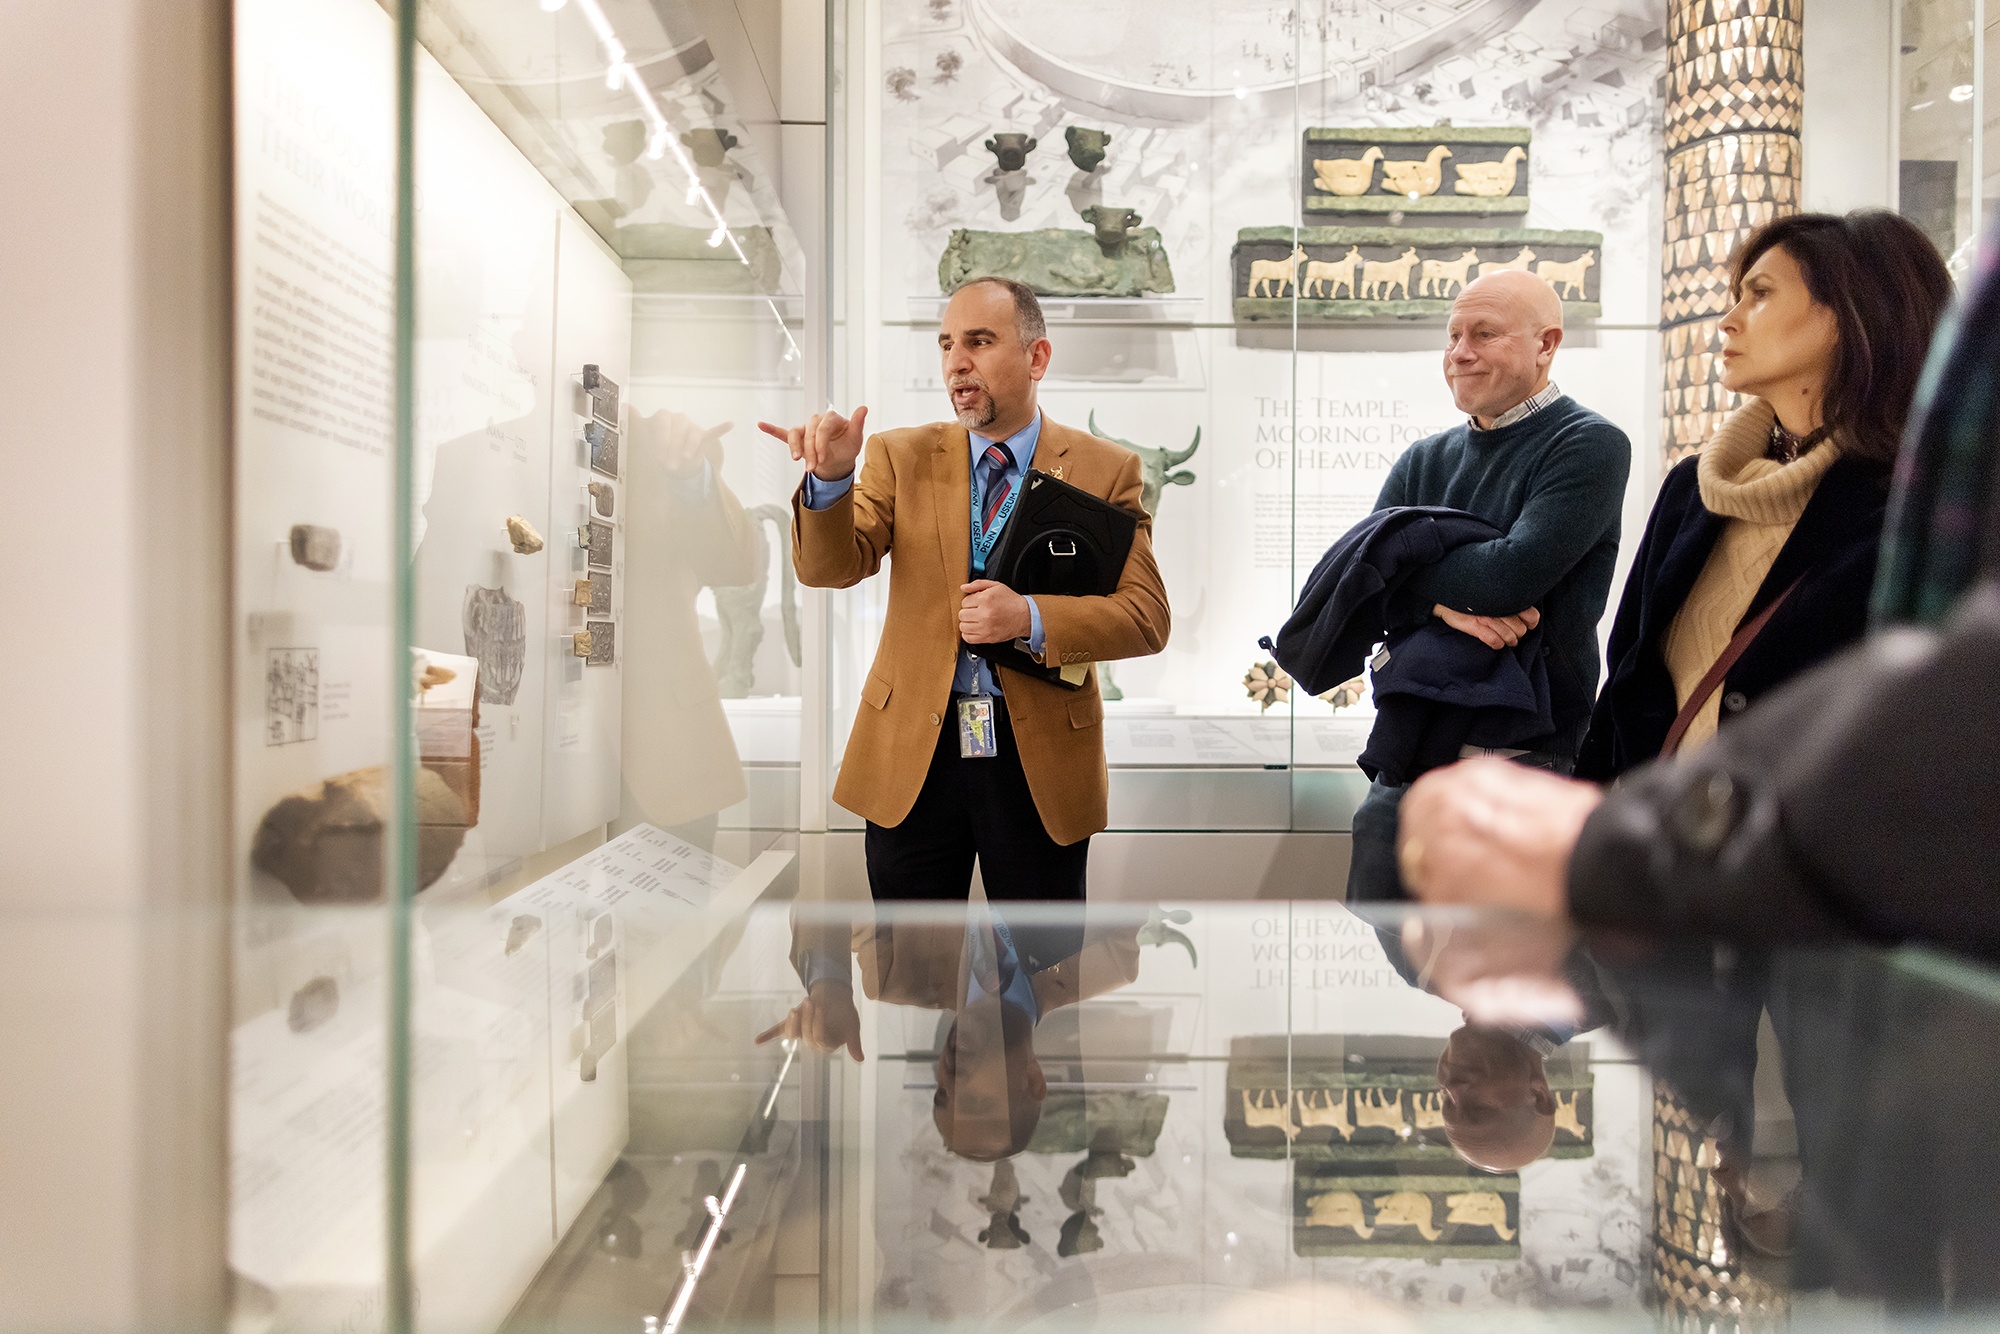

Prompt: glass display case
xmin=1897 ymin=0 xmax=1998 ymax=273
xmin=828 ymin=0 xmax=1665 ymax=835
xmin=216 ymin=0 xmax=2000 ymax=1330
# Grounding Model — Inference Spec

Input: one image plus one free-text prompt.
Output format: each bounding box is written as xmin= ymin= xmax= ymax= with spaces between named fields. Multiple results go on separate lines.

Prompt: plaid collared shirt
xmin=1874 ymin=225 xmax=2000 ymax=629
xmin=1477 ymin=381 xmax=1563 ymax=431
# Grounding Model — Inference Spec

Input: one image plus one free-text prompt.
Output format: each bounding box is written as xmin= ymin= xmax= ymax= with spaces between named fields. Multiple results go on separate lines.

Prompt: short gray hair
xmin=957 ymin=276 xmax=1047 ymax=347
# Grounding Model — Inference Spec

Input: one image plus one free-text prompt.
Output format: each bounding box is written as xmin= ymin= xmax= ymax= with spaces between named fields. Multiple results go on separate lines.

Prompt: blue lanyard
xmin=969 ymin=461 xmax=1021 ymax=575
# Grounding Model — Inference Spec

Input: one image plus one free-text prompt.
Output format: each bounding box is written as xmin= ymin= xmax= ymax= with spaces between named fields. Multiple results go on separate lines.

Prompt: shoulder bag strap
xmin=1660 ymin=574 xmax=1807 ymax=757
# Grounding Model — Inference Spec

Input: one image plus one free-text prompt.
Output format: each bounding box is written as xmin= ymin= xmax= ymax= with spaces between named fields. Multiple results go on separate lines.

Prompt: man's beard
xmin=950 ymin=381 xmax=998 ymax=429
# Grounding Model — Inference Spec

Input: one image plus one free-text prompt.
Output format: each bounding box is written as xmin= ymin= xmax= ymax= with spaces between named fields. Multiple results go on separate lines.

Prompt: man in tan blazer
xmin=759 ymin=278 xmax=1170 ymax=902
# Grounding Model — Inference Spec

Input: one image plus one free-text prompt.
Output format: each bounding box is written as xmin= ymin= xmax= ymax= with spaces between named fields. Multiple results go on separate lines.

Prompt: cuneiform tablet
xmin=573 ymin=579 xmax=593 ymax=607
xmin=289 ymin=524 xmax=342 ymax=571
xmin=582 ymin=364 xmax=620 ymax=424
xmin=584 ymin=620 xmax=616 ymax=666
xmin=572 ymin=628 xmax=593 ymax=658
xmin=586 ymin=519 xmax=614 ymax=570
xmin=506 ymin=514 xmax=545 ymax=554
xmin=589 ymin=480 xmax=615 ymax=517
xmin=585 ymin=421 xmax=620 ymax=478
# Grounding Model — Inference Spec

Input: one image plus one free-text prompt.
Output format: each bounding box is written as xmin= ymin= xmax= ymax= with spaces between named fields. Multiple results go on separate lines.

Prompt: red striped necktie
xmin=978 ymin=440 xmax=1017 ymax=530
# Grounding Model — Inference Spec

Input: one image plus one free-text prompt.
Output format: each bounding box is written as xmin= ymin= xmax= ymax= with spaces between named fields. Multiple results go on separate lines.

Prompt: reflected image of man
xmin=1346 ymin=270 xmax=1631 ymax=902
xmin=760 ymin=278 xmax=1169 ymax=904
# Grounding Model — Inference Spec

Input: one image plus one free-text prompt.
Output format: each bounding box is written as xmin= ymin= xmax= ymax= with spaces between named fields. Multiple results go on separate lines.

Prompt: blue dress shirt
xmin=802 ymin=412 xmax=1046 ymax=695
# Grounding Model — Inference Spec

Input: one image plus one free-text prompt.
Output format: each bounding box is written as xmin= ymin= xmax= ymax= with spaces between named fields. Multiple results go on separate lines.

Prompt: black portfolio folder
xmin=966 ymin=468 xmax=1139 ymax=689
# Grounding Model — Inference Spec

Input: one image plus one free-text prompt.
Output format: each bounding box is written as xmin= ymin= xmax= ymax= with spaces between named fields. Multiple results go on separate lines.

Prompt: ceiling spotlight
xmin=646 ymin=130 xmax=667 ymax=160
xmin=1950 ymin=83 xmax=1975 ymax=102
xmin=539 ymin=0 xmax=566 ymax=11
xmin=605 ymin=62 xmax=624 ymax=91
xmin=706 ymin=226 xmax=727 ymax=248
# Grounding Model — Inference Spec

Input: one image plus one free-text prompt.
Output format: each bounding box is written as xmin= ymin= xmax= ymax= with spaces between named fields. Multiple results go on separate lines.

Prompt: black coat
xmin=1267 ymin=506 xmax=1554 ymax=785
xmin=1574 ymin=453 xmax=1891 ymax=782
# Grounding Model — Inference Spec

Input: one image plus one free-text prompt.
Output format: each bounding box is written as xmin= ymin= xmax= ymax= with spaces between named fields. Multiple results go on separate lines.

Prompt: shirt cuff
xmin=800 ymin=469 xmax=855 ymax=511
xmin=796 ymin=947 xmax=853 ymax=992
xmin=1025 ymin=597 xmax=1045 ymax=659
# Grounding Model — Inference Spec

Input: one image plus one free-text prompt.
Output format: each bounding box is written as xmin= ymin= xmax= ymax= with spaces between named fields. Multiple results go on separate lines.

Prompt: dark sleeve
xmin=1395 ymin=421 xmax=1631 ymax=616
xmin=1570 ymin=463 xmax=1690 ymax=782
xmin=1565 ymin=583 xmax=2000 ymax=959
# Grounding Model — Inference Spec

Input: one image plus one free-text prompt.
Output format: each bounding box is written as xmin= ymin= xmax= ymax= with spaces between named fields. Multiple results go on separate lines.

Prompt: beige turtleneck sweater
xmin=1661 ymin=399 xmax=1840 ymax=752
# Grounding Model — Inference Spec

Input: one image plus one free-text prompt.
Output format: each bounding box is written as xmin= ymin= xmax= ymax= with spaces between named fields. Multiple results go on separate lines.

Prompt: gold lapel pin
xmin=1050 ymin=465 xmax=1064 ymax=481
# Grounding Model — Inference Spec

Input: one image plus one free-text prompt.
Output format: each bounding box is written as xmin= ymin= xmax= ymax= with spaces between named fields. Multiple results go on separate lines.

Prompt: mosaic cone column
xmin=1660 ymin=0 xmax=1803 ymax=462
xmin=1651 ymin=1083 xmax=1784 ymax=1331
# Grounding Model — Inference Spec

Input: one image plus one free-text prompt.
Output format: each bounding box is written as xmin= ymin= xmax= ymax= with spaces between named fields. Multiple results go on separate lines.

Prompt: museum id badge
xmin=957 ymin=696 xmax=999 ymax=759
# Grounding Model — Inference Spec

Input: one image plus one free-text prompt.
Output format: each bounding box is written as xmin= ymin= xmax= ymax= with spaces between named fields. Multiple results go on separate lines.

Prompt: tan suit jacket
xmin=792 ymin=413 xmax=1171 ymax=844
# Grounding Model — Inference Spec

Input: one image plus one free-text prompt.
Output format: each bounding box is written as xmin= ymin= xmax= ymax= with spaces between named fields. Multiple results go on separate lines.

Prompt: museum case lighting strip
xmin=545 ymin=0 xmax=805 ymax=365
xmin=644 ymin=1036 xmax=798 ymax=1334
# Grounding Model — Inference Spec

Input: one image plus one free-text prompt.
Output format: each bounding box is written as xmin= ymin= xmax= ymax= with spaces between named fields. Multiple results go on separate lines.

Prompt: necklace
xmin=1767 ymin=420 xmax=1821 ymax=463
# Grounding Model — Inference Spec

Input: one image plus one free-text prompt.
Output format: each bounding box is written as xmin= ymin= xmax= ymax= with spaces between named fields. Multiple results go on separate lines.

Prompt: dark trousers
xmin=864 ymin=699 xmax=1089 ymax=908
xmin=1346 ymin=751 xmax=1574 ymax=903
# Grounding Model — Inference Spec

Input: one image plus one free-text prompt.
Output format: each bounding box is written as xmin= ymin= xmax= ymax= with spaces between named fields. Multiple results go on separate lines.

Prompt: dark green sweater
xmin=1375 ymin=394 xmax=1631 ymax=752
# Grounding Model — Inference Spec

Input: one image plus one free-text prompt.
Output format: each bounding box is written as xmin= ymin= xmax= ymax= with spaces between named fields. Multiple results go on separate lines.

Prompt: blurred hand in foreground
xmin=1397 ymin=757 xmax=1603 ymax=916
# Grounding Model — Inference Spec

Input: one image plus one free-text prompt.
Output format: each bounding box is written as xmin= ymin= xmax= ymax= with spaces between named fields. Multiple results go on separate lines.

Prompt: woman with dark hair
xmin=1566 ymin=208 xmax=1950 ymax=1259
xmin=1576 ymin=210 xmax=1953 ymax=777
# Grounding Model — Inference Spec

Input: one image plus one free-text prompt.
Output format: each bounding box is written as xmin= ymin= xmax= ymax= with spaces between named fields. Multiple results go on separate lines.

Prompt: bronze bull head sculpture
xmin=1088 ymin=410 xmax=1199 ymax=517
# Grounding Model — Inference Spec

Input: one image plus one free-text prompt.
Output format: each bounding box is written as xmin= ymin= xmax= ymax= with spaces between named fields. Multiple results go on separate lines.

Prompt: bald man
xmin=1345 ymin=269 xmax=1630 ymax=903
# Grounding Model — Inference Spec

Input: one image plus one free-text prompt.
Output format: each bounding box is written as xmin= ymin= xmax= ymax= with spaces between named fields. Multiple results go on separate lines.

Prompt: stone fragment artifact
xmin=1304 ymin=1190 xmax=1373 ymax=1237
xmin=1443 ymin=1191 xmax=1516 ymax=1240
xmin=1380 ymin=145 xmax=1451 ymax=197
xmin=1536 ymin=251 xmax=1595 ymax=299
xmin=589 ymin=480 xmax=615 ymax=517
xmin=1064 ymin=125 xmax=1111 ymax=172
xmin=1369 ymin=1191 xmax=1441 ymax=1240
xmin=1303 ymin=246 xmax=1363 ymax=298
xmin=505 ymin=514 xmax=544 ymax=554
xmin=1232 ymin=228 xmax=1601 ymax=322
xmin=1478 ymin=245 xmax=1536 ymax=279
xmin=1248 ymin=245 xmax=1308 ymax=297
xmin=572 ymin=628 xmax=593 ymax=658
xmin=504 ymin=914 xmax=543 ymax=956
xmin=416 ymin=661 xmax=456 ymax=693
xmin=462 ymin=585 xmax=526 ymax=705
xmin=1297 ymin=1087 xmax=1356 ymax=1138
xmin=1078 ymin=205 xmax=1143 ymax=254
xmin=1305 ymin=128 xmax=1530 ymax=218
xmin=984 ymin=131 xmax=1037 ymax=172
xmin=1361 ymin=247 xmax=1421 ymax=300
xmin=582 ymin=364 xmax=619 ymax=424
xmin=251 ymin=765 xmax=467 ymax=903
xmin=1553 ymin=1090 xmax=1587 ymax=1140
xmin=287 ymin=976 xmax=340 ymax=1034
xmin=574 ymin=579 xmax=593 ymax=606
xmin=586 ymin=420 xmax=620 ymax=478
xmin=1418 ymin=248 xmax=1480 ymax=297
xmin=289 ymin=524 xmax=342 ymax=571
xmin=1312 ymin=145 xmax=1382 ymax=195
xmin=1057 ymin=1211 xmax=1103 ymax=1256
xmin=1454 ymin=144 xmax=1527 ymax=196
xmin=940 ymin=225 xmax=1174 ymax=298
